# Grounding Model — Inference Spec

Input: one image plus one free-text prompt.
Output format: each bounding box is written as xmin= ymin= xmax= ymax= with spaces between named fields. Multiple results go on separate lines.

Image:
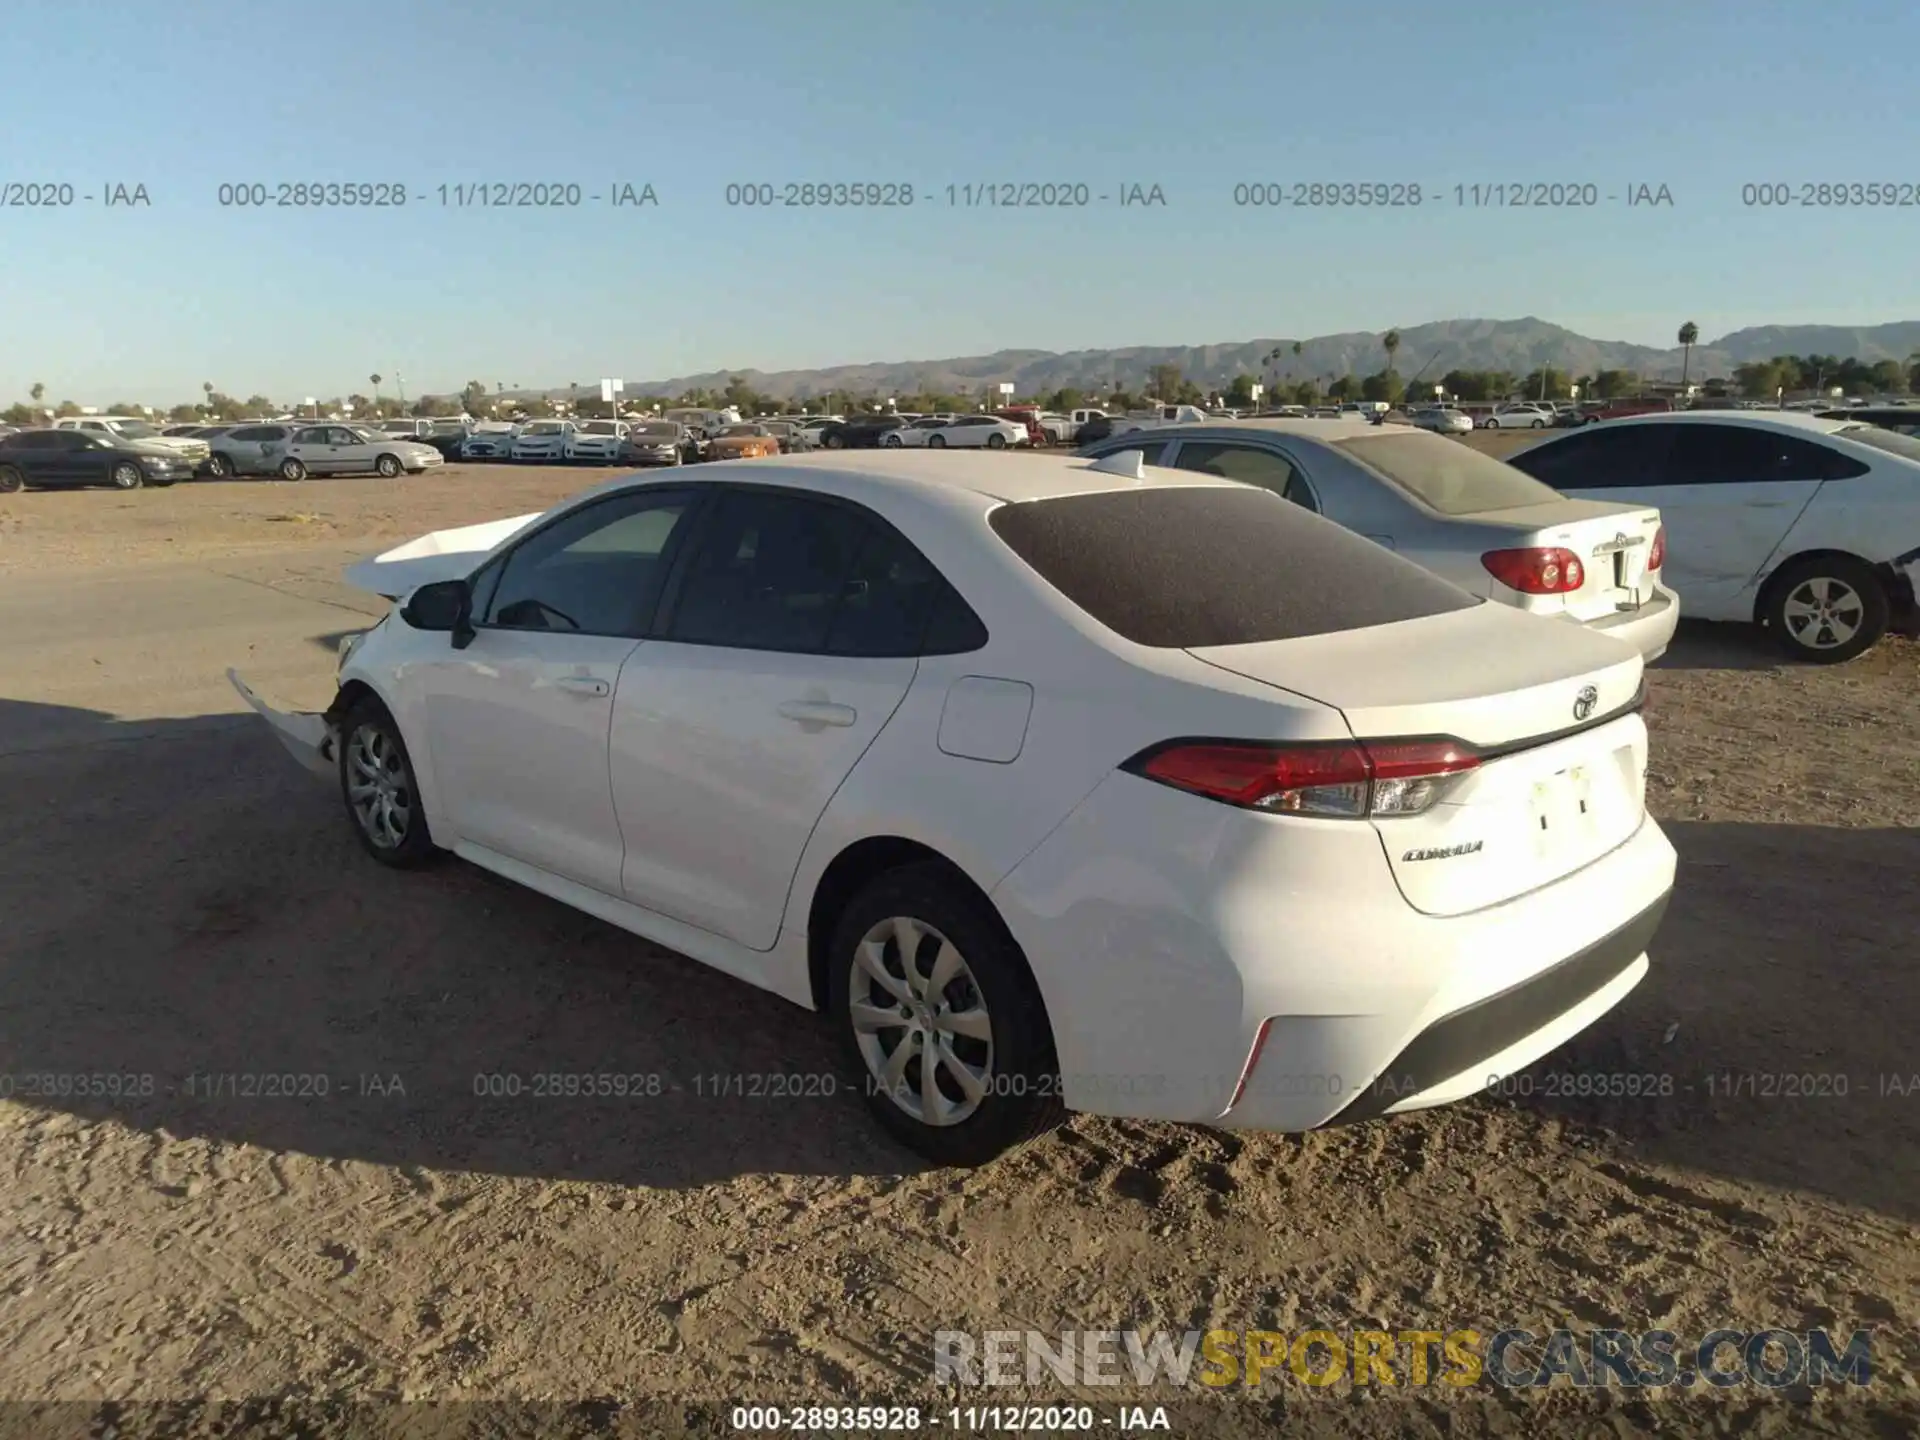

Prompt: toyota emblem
xmin=1572 ymin=684 xmax=1599 ymax=721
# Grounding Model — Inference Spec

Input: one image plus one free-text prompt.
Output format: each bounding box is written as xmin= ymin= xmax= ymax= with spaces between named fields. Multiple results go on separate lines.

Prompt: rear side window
xmin=987 ymin=486 xmax=1478 ymax=648
xmin=1662 ymin=424 xmax=1854 ymax=484
xmin=1335 ymin=432 xmax=1564 ymax=514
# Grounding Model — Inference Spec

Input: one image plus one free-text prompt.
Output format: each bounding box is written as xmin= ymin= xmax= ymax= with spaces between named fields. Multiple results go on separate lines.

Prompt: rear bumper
xmin=992 ymin=769 xmax=1679 ymax=1128
xmin=1327 ymin=891 xmax=1669 ymax=1124
xmin=1574 ymin=585 xmax=1679 ymax=661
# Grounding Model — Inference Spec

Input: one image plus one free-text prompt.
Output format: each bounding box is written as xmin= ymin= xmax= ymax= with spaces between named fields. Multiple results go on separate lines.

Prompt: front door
xmin=415 ymin=486 xmax=703 ymax=894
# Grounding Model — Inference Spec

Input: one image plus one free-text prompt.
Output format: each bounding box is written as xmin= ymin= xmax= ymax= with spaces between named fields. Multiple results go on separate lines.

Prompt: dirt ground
xmin=1 ymin=459 xmax=1916 ymax=1435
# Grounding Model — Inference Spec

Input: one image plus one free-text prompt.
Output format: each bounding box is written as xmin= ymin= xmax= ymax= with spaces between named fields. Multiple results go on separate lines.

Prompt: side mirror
xmin=401 ymin=579 xmax=475 ymax=647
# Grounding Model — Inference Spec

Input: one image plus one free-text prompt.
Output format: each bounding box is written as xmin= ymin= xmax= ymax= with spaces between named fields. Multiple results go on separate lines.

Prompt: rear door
xmin=56 ymin=432 xmax=109 ymax=484
xmin=610 ymin=488 xmax=920 ymax=950
xmin=1518 ymin=423 xmax=1825 ymax=616
xmin=1642 ymin=425 xmax=1841 ymax=609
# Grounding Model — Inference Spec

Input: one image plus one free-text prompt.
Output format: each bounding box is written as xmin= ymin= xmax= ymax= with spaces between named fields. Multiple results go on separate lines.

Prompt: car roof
xmin=588 ymin=448 xmax=1240 ymax=511
xmin=1597 ymin=410 xmax=1853 ymax=435
xmin=1089 ymin=416 xmax=1405 ymax=444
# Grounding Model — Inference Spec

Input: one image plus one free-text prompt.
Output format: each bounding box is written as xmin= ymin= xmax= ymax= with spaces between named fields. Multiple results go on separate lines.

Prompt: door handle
xmin=778 ymin=700 xmax=856 ymax=727
xmin=554 ymin=675 xmax=611 ymax=697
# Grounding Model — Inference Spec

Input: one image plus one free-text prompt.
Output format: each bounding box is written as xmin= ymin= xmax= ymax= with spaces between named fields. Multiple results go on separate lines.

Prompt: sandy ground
xmin=1 ymin=460 xmax=1916 ymax=1435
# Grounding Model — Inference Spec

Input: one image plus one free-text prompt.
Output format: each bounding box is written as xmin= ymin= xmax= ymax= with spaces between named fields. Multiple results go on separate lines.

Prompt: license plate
xmin=1529 ymin=766 xmax=1594 ymax=855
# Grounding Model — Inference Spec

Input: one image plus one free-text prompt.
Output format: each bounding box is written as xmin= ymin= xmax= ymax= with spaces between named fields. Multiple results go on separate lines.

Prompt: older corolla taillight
xmin=1123 ymin=738 xmax=1481 ymax=818
xmin=1482 ymin=546 xmax=1584 ymax=594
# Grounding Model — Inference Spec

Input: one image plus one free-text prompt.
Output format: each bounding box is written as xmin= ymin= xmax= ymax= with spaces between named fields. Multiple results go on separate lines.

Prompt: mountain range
xmin=491 ymin=318 xmax=1920 ymax=404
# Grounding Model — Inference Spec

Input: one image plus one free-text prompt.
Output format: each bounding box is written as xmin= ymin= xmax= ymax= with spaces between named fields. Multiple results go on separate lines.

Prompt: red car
xmin=994 ymin=407 xmax=1048 ymax=446
xmin=1580 ymin=397 xmax=1674 ymax=424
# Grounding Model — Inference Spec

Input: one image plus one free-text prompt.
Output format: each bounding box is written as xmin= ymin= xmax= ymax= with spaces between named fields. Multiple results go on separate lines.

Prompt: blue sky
xmin=2 ymin=0 xmax=1916 ymax=402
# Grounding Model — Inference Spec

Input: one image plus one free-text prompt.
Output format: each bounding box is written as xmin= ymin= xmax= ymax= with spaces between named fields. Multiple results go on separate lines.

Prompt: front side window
xmin=1505 ymin=425 xmax=1675 ymax=490
xmin=483 ymin=489 xmax=695 ymax=637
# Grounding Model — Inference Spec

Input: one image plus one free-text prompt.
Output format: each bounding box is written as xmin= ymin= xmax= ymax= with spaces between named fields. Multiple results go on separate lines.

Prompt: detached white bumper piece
xmin=227 ymin=669 xmax=335 ymax=778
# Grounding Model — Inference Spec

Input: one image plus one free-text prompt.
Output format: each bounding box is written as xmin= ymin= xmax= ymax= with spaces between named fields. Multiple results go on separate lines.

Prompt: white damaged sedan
xmin=230 ymin=449 xmax=1676 ymax=1166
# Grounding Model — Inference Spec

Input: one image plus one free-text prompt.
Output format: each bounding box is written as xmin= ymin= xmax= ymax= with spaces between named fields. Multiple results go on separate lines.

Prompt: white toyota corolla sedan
xmin=230 ymin=449 xmax=1677 ymax=1166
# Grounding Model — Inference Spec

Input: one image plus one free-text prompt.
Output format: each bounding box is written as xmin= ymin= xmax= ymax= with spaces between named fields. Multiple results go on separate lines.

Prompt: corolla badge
xmin=1572 ymin=684 xmax=1599 ymax=721
xmin=1402 ymin=841 xmax=1484 ymax=862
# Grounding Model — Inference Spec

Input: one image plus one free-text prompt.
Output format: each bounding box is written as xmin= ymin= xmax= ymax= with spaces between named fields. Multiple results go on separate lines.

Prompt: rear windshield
xmin=1831 ymin=424 xmax=1920 ymax=462
xmin=986 ymin=485 xmax=1479 ymax=648
xmin=1335 ymin=432 xmax=1565 ymax=515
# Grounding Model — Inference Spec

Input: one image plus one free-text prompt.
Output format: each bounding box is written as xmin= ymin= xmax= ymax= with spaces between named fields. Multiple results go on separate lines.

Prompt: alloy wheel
xmin=1781 ymin=577 xmax=1864 ymax=652
xmin=345 ymin=723 xmax=414 ymax=850
xmin=849 ymin=915 xmax=994 ymax=1127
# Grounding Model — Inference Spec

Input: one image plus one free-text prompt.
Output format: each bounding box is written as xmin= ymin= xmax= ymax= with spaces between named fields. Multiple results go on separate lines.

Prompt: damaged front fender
xmin=227 ymin=668 xmax=337 ymax=778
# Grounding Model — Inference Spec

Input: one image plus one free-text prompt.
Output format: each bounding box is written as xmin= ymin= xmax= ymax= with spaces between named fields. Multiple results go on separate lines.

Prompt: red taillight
xmin=1646 ymin=525 xmax=1666 ymax=571
xmin=1482 ymin=546 xmax=1585 ymax=595
xmin=1130 ymin=737 xmax=1480 ymax=817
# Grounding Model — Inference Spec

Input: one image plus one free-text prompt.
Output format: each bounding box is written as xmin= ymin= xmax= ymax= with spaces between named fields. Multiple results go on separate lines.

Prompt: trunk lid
xmin=1188 ymin=603 xmax=1648 ymax=916
xmin=1458 ymin=498 xmax=1664 ymax=621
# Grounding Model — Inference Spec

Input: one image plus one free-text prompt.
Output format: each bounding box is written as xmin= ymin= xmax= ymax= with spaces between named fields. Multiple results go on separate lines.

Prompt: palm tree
xmin=1382 ymin=329 xmax=1401 ymax=375
xmin=1677 ymin=321 xmax=1699 ymax=390
xmin=201 ymin=380 xmax=214 ymax=417
xmin=29 ymin=382 xmax=44 ymax=407
xmin=369 ymin=373 xmax=383 ymax=412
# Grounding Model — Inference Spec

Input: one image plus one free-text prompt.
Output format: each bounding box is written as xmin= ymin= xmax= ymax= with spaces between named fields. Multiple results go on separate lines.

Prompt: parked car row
xmin=1076 ymin=409 xmax=1920 ymax=664
xmin=0 ymin=419 xmax=453 ymax=487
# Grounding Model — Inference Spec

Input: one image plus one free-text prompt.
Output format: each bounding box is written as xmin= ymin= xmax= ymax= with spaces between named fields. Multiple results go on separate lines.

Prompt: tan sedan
xmin=706 ymin=423 xmax=782 ymax=460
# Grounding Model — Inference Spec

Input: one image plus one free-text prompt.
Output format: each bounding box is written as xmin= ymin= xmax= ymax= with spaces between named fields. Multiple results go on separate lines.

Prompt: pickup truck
xmin=1578 ymin=397 xmax=1675 ymax=424
xmin=1106 ymin=404 xmax=1213 ymax=437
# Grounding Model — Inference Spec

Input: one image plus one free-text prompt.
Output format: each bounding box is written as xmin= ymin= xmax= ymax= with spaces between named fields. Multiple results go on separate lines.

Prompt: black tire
xmin=824 ymin=432 xmax=846 ymax=449
xmin=882 ymin=433 xmax=903 ymax=447
xmin=1483 ymin=418 xmax=1501 ymax=430
xmin=1763 ymin=555 xmax=1889 ymax=664
xmin=1530 ymin=418 xmax=1546 ymax=428
xmin=110 ymin=461 xmax=144 ymax=490
xmin=927 ymin=433 xmax=947 ymax=449
xmin=828 ymin=862 xmax=1065 ymax=1167
xmin=205 ymin=453 xmax=234 ymax=478
xmin=0 ymin=465 xmax=23 ymax=493
xmin=987 ymin=433 xmax=1008 ymax=449
xmin=337 ymin=695 xmax=442 ymax=868
xmin=279 ymin=458 xmax=307 ymax=481
xmin=375 ymin=453 xmax=403 ymax=477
